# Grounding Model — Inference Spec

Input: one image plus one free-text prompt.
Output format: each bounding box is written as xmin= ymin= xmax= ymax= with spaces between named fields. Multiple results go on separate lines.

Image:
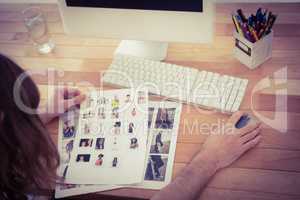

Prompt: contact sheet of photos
xmin=133 ymin=101 xmax=182 ymax=189
xmin=65 ymin=89 xmax=149 ymax=185
xmin=55 ymin=96 xmax=182 ymax=198
xmin=55 ymin=109 xmax=120 ymax=199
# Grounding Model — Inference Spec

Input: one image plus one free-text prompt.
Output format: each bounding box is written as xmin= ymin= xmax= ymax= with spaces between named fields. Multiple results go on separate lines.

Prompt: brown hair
xmin=0 ymin=54 xmax=59 ymax=199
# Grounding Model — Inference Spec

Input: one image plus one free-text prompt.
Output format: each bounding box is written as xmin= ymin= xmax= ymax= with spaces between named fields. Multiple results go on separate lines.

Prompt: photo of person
xmin=76 ymin=154 xmax=91 ymax=162
xmin=130 ymin=138 xmax=139 ymax=149
xmin=63 ymin=120 xmax=75 ymax=138
xmin=82 ymin=121 xmax=91 ymax=134
xmin=64 ymin=140 xmax=74 ymax=163
xmin=86 ymin=96 xmax=94 ymax=108
xmin=112 ymin=157 xmax=118 ymax=167
xmin=111 ymin=96 xmax=119 ymax=109
xmin=82 ymin=110 xmax=95 ymax=119
xmin=148 ymin=107 xmax=155 ymax=128
xmin=128 ymin=122 xmax=134 ymax=134
xmin=97 ymin=97 xmax=108 ymax=105
xmin=79 ymin=139 xmax=93 ymax=147
xmin=111 ymin=107 xmax=119 ymax=119
xmin=95 ymin=154 xmax=104 ymax=166
xmin=145 ymin=155 xmax=168 ymax=181
xmin=113 ymin=121 xmax=121 ymax=135
xmin=138 ymin=91 xmax=145 ymax=104
xmin=125 ymin=94 xmax=131 ymax=103
xmin=95 ymin=138 xmax=105 ymax=150
xmin=98 ymin=107 xmax=106 ymax=119
xmin=150 ymin=131 xmax=171 ymax=154
xmin=61 ymin=139 xmax=74 ymax=164
xmin=155 ymin=108 xmax=176 ymax=129
xmin=131 ymin=107 xmax=136 ymax=116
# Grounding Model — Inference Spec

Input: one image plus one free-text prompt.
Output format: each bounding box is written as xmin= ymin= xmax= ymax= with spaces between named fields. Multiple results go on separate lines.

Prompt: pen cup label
xmin=235 ymin=39 xmax=251 ymax=57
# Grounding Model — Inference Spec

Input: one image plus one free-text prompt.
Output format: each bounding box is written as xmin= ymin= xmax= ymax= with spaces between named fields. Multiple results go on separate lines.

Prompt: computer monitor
xmin=58 ymin=0 xmax=215 ymax=60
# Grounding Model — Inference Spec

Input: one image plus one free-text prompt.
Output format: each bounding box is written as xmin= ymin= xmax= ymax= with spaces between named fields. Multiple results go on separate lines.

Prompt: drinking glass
xmin=22 ymin=7 xmax=55 ymax=54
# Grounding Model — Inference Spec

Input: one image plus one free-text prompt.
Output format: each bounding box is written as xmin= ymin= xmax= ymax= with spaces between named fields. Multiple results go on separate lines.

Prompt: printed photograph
xmin=130 ymin=137 xmax=139 ymax=149
xmin=155 ymin=108 xmax=176 ymax=129
xmin=113 ymin=121 xmax=121 ymax=135
xmin=76 ymin=154 xmax=91 ymax=162
xmin=128 ymin=122 xmax=135 ymax=134
xmin=81 ymin=120 xmax=91 ymax=135
xmin=111 ymin=107 xmax=119 ymax=119
xmin=111 ymin=96 xmax=120 ymax=109
xmin=79 ymin=138 xmax=93 ymax=147
xmin=125 ymin=94 xmax=131 ymax=103
xmin=150 ymin=131 xmax=171 ymax=154
xmin=95 ymin=138 xmax=105 ymax=150
xmin=95 ymin=153 xmax=104 ymax=166
xmin=148 ymin=107 xmax=155 ymax=128
xmin=97 ymin=97 xmax=108 ymax=105
xmin=82 ymin=109 xmax=95 ymax=119
xmin=112 ymin=157 xmax=119 ymax=167
xmin=97 ymin=106 xmax=106 ymax=119
xmin=131 ymin=107 xmax=137 ymax=117
xmin=61 ymin=139 xmax=74 ymax=163
xmin=86 ymin=95 xmax=95 ymax=108
xmin=145 ymin=155 xmax=168 ymax=182
xmin=63 ymin=120 xmax=75 ymax=138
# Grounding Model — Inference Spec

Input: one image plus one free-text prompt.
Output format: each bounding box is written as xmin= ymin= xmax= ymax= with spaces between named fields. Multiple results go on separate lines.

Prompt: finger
xmin=63 ymin=94 xmax=86 ymax=111
xmin=228 ymin=111 xmax=246 ymax=124
xmin=240 ymin=126 xmax=262 ymax=144
xmin=238 ymin=122 xmax=261 ymax=136
xmin=241 ymin=135 xmax=262 ymax=153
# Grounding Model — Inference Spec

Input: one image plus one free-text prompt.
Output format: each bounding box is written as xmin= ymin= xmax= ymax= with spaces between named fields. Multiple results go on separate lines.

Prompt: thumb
xmin=63 ymin=94 xmax=86 ymax=111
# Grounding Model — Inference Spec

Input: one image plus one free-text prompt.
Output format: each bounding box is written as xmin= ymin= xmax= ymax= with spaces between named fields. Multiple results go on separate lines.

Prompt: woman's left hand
xmin=39 ymin=87 xmax=86 ymax=124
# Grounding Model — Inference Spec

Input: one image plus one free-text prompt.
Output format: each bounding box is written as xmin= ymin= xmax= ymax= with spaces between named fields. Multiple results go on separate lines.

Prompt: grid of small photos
xmin=66 ymin=89 xmax=148 ymax=184
xmin=145 ymin=105 xmax=177 ymax=182
xmin=56 ymin=109 xmax=121 ymax=199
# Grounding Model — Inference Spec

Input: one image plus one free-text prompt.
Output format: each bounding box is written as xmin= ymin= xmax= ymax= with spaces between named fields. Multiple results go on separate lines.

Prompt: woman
xmin=0 ymin=54 xmax=263 ymax=200
xmin=0 ymin=54 xmax=85 ymax=199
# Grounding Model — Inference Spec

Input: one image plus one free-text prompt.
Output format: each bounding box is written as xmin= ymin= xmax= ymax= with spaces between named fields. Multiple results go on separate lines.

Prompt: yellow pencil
xmin=232 ymin=15 xmax=243 ymax=36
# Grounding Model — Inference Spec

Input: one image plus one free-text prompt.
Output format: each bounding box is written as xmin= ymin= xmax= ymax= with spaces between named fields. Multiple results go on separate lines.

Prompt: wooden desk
xmin=1 ymin=3 xmax=300 ymax=200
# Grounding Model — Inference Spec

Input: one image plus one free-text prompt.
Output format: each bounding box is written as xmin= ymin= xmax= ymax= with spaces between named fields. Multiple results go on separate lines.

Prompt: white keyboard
xmin=102 ymin=56 xmax=248 ymax=113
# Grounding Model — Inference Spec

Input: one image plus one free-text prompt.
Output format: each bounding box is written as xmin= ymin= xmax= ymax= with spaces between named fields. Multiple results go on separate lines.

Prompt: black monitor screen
xmin=66 ymin=0 xmax=203 ymax=12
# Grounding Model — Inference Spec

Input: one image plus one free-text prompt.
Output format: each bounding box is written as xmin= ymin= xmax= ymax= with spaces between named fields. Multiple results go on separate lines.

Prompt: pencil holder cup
xmin=233 ymin=31 xmax=273 ymax=70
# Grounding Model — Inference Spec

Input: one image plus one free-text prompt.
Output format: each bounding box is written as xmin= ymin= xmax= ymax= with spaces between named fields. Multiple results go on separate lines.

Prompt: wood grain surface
xmin=0 ymin=3 xmax=299 ymax=200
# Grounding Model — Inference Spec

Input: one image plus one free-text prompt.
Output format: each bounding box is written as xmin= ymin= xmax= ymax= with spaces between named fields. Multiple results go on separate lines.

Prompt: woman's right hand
xmin=200 ymin=111 xmax=262 ymax=170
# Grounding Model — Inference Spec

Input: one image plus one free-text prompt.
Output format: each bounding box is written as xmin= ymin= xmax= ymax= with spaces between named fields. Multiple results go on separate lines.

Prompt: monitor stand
xmin=114 ymin=40 xmax=168 ymax=61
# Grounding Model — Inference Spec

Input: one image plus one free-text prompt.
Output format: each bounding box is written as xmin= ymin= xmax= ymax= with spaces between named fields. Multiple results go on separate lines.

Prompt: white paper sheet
xmin=55 ymin=109 xmax=120 ymax=199
xmin=65 ymin=89 xmax=149 ymax=185
xmin=55 ymin=99 xmax=182 ymax=198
